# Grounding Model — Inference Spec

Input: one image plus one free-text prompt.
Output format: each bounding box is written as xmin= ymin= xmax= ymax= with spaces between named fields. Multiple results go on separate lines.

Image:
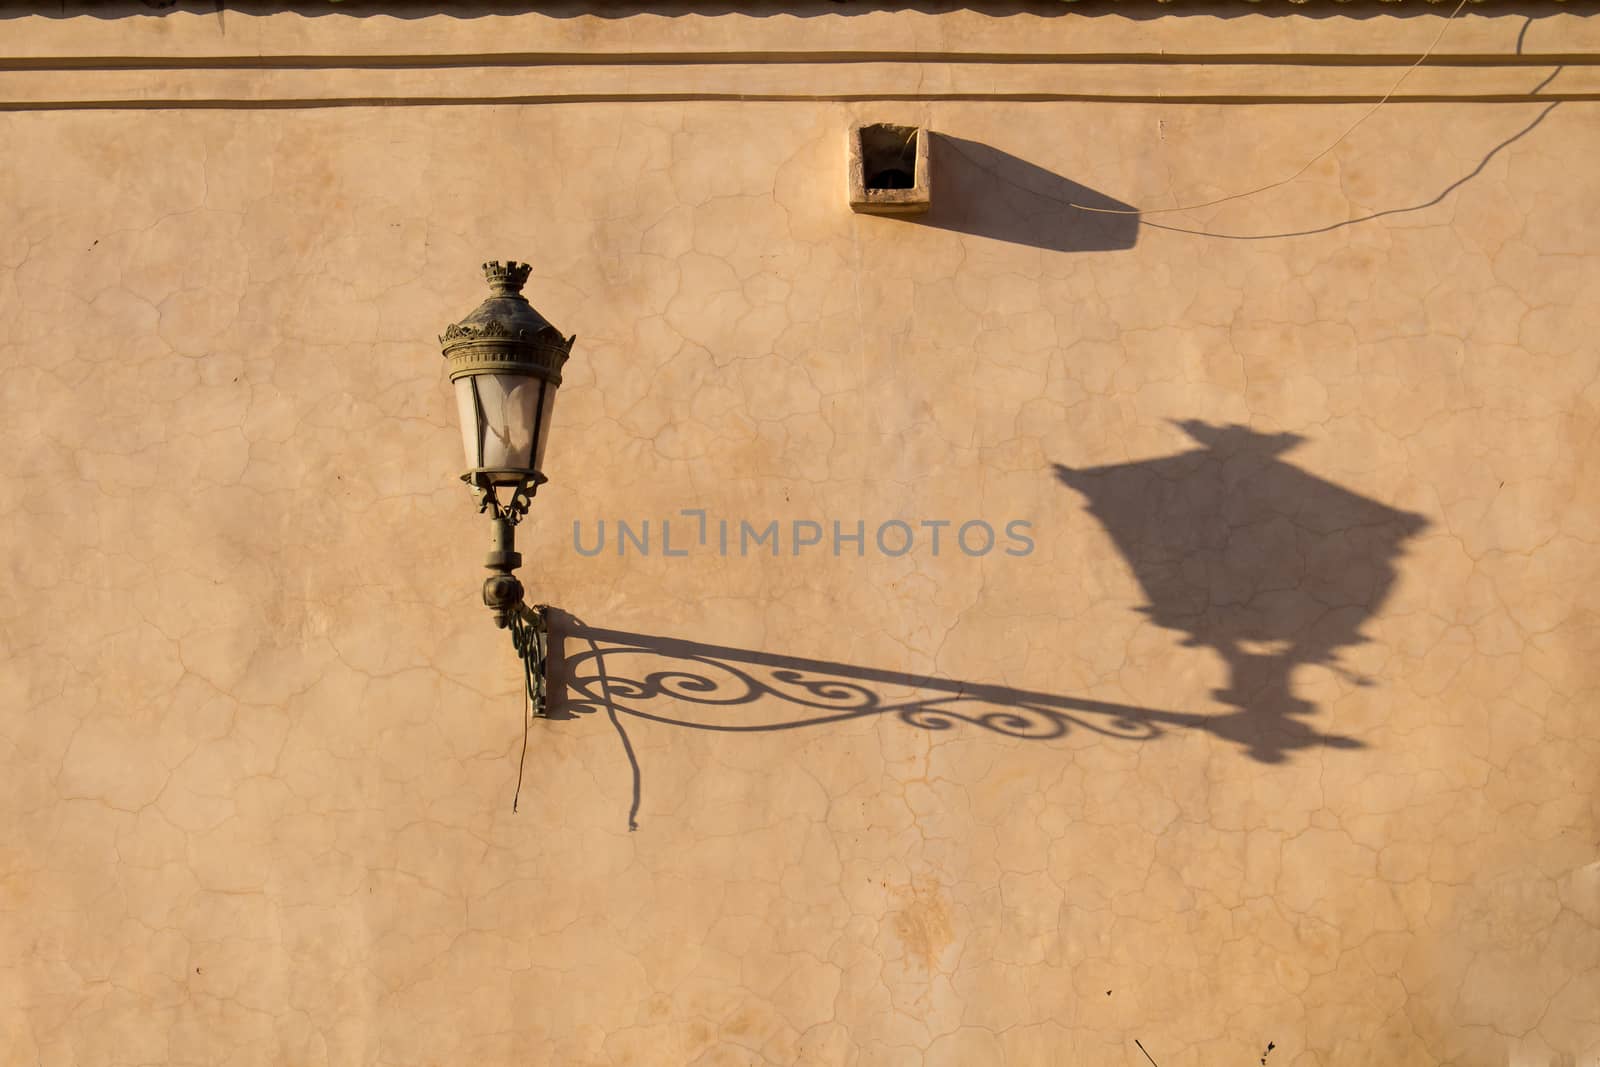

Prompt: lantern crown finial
xmin=442 ymin=259 xmax=570 ymax=383
xmin=483 ymin=260 xmax=532 ymax=294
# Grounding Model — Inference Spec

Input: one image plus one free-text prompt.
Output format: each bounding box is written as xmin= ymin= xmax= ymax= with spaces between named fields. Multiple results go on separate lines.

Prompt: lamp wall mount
xmin=440 ymin=260 xmax=573 ymax=725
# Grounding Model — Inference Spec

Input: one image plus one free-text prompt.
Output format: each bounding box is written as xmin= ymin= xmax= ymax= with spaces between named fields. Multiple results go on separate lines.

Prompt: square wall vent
xmin=848 ymin=123 xmax=930 ymax=216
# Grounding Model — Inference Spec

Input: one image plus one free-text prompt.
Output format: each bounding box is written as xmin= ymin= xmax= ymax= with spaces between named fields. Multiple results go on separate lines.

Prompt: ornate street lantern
xmin=440 ymin=260 xmax=575 ymax=733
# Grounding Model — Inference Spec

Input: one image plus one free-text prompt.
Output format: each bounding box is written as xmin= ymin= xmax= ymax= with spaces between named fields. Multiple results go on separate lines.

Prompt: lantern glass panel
xmin=532 ymin=376 xmax=559 ymax=474
xmin=454 ymin=372 xmax=551 ymax=485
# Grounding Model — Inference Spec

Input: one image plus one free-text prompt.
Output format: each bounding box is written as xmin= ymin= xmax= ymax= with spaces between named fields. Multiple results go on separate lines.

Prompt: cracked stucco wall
xmin=1 ymin=4 xmax=1597 ymax=1065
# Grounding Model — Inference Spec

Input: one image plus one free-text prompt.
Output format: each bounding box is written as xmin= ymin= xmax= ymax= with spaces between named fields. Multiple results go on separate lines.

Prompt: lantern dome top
xmin=440 ymin=260 xmax=574 ymax=383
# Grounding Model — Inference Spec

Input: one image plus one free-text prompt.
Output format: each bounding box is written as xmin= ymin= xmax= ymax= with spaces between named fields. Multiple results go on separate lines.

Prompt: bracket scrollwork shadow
xmin=545 ymin=614 xmax=1364 ymax=830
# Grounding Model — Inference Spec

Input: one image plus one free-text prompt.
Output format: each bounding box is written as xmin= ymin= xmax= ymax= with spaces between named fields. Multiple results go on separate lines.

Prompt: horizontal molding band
xmin=8 ymin=7 xmax=1595 ymax=69
xmin=0 ymin=60 xmax=1585 ymax=108
xmin=1 ymin=93 xmax=1590 ymax=111
xmin=0 ymin=50 xmax=1595 ymax=71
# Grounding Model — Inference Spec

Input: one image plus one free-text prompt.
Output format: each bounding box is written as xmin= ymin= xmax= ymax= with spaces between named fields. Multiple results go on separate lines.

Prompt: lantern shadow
xmin=1055 ymin=420 xmax=1429 ymax=763
xmin=543 ymin=604 xmax=1367 ymax=831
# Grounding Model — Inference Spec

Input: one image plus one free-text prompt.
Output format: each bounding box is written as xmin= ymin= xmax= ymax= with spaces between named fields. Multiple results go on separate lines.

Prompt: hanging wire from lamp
xmin=508 ymin=603 xmax=548 ymax=814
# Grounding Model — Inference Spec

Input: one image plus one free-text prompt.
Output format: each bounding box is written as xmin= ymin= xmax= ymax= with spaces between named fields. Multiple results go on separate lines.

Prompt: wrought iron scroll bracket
xmin=510 ymin=602 xmax=549 ymax=720
xmin=507 ymin=601 xmax=548 ymax=813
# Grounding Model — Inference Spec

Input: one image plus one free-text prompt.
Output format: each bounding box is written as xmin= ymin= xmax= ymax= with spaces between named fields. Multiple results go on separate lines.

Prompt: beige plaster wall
xmin=2 ymin=5 xmax=1598 ymax=1066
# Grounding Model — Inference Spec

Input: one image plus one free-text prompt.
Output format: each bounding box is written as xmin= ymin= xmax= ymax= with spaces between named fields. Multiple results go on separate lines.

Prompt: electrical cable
xmin=1065 ymin=0 xmax=1475 ymax=218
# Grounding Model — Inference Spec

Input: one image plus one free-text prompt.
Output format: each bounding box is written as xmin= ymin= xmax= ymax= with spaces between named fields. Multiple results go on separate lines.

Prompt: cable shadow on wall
xmin=932 ymin=86 xmax=1563 ymax=244
xmin=1055 ymin=420 xmax=1429 ymax=764
xmin=545 ymin=603 xmax=1367 ymax=832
